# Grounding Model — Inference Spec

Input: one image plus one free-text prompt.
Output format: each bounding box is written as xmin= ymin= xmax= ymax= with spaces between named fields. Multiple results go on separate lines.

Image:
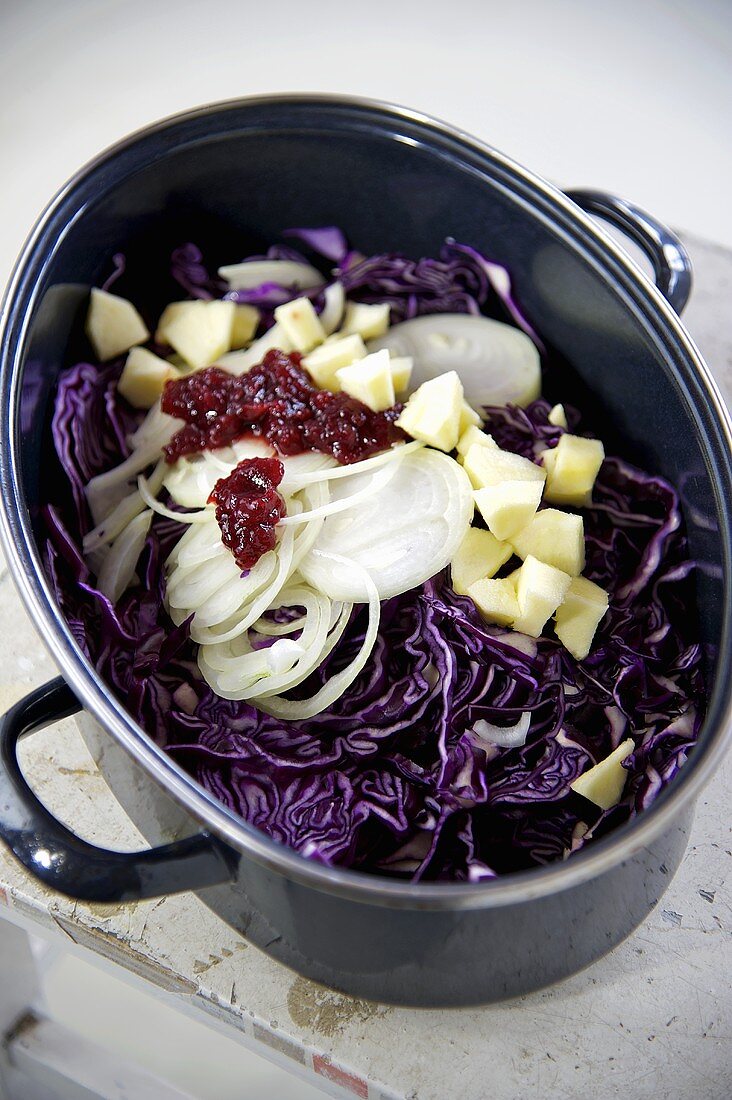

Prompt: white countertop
xmin=0 ymin=231 xmax=730 ymax=1099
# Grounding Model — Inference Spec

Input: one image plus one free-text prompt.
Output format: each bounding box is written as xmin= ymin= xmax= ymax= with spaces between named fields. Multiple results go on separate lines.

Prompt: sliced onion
xmin=369 ymin=313 xmax=541 ymax=408
xmin=96 ymin=509 xmax=152 ymax=603
xmin=283 ymin=440 xmax=423 ymax=490
xmin=471 ymin=712 xmax=531 ymax=750
xmin=255 ymin=553 xmax=380 ymax=720
xmin=218 ymin=260 xmax=325 ymax=292
xmin=127 ymin=402 xmax=181 ymax=453
xmin=299 ymin=448 xmax=473 ymax=602
xmin=137 ymin=475 xmax=212 ymax=525
xmin=320 ymin=282 xmax=345 ymax=334
xmin=84 ymin=459 xmax=166 ymax=553
xmin=279 ymin=456 xmax=403 ymax=527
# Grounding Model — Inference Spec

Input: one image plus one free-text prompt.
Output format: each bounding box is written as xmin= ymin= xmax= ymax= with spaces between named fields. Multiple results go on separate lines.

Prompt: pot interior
xmin=6 ymin=97 xmax=731 ymax=801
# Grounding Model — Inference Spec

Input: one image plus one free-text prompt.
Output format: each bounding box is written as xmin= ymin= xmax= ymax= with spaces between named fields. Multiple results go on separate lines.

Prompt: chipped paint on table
xmin=0 ymin=235 xmax=731 ymax=1099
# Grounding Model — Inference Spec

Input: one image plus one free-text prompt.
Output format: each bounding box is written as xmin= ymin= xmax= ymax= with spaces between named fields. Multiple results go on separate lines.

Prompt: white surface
xmin=1 ymin=0 xmax=731 ymax=296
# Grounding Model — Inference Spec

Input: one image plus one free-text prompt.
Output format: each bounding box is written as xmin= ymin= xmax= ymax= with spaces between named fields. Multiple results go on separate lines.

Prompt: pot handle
xmin=566 ymin=189 xmax=692 ymax=314
xmin=0 ymin=678 xmax=236 ymax=902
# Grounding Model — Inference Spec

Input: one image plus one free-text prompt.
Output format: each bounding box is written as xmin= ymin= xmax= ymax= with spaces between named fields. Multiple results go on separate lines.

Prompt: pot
xmin=1 ymin=96 xmax=730 ymax=1007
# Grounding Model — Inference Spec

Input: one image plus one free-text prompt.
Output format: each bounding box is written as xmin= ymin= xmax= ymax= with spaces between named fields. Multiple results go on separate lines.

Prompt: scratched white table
xmin=0 ymin=234 xmax=730 ymax=1100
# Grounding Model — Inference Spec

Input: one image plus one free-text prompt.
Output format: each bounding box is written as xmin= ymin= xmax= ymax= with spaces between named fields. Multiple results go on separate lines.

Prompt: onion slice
xmin=471 ymin=712 xmax=532 ymax=750
xmin=369 ymin=313 xmax=541 ymax=408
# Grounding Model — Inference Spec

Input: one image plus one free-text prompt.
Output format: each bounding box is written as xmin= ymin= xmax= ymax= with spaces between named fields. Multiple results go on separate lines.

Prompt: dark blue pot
xmin=1 ymin=96 xmax=730 ymax=1006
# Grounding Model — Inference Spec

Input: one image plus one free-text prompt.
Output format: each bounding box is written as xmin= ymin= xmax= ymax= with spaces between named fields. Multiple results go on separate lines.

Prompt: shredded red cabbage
xmin=43 ymin=236 xmax=704 ymax=881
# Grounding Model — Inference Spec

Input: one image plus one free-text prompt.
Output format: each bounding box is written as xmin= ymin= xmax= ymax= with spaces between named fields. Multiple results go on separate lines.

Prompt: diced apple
xmin=456 ymin=425 xmax=497 ymax=459
xmin=341 ymin=301 xmax=390 ymax=340
xmin=450 ymin=527 xmax=513 ymax=595
xmin=467 ymin=576 xmax=520 ymax=627
xmin=554 ymin=575 xmax=609 ymax=659
xmin=513 ymin=554 xmax=572 ymax=637
xmin=570 ymin=738 xmax=634 ymax=809
xmin=543 ymin=434 xmax=605 ymax=507
xmin=164 ymin=300 xmax=236 ymax=370
xmin=389 ymin=356 xmax=413 ymax=395
xmin=117 ymin=347 xmax=181 ymax=409
xmin=459 ymin=400 xmax=483 ymax=434
xmin=463 ymin=444 xmax=545 ymax=491
xmin=395 ymin=371 xmax=464 ymax=452
xmin=230 ymin=304 xmax=261 ymax=349
xmin=474 ymin=480 xmax=544 ymax=541
xmin=511 ymin=508 xmax=585 ymax=576
xmin=85 ymin=288 xmax=149 ymax=362
xmin=336 ymin=349 xmax=395 ymax=412
xmin=302 ymin=334 xmax=368 ymax=390
xmin=273 ymin=296 xmax=326 ymax=353
xmin=548 ymin=403 xmax=568 ymax=429
xmin=155 ymin=301 xmax=190 ymax=345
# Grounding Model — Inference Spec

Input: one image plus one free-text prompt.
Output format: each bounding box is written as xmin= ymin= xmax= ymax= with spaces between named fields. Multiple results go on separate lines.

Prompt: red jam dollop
xmin=161 ymin=348 xmax=404 ymax=465
xmin=208 ymin=457 xmax=286 ymax=571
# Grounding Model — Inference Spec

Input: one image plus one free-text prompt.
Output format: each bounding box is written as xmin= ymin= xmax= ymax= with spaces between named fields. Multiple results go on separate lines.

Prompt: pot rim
xmin=1 ymin=92 xmax=731 ymax=911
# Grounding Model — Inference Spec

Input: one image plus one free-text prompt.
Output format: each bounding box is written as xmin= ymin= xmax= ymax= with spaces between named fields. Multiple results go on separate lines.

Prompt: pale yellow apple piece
xmin=117 ymin=347 xmax=181 ymax=409
xmin=548 ymin=403 xmax=568 ymax=429
xmin=273 ymin=296 xmax=326 ymax=353
xmin=456 ymin=425 xmax=498 ymax=460
xmin=230 ymin=304 xmax=261 ymax=349
xmin=458 ymin=400 xmax=483 ymax=435
xmin=554 ymin=575 xmax=609 ymax=659
xmin=467 ymin=576 xmax=520 ymax=627
xmin=395 ymin=371 xmax=464 ymax=452
xmin=450 ymin=527 xmax=513 ymax=596
xmin=462 ymin=444 xmax=545 ymax=491
xmin=155 ymin=301 xmax=190 ymax=345
xmin=341 ymin=301 xmax=390 ymax=340
xmin=389 ymin=356 xmax=413 ymax=395
xmin=473 ymin=480 xmax=544 ymax=542
xmin=511 ymin=508 xmax=585 ymax=576
xmin=336 ymin=350 xmax=395 ymax=412
xmin=164 ymin=300 xmax=236 ymax=370
xmin=302 ymin=334 xmax=368 ymax=391
xmin=85 ymin=288 xmax=149 ymax=362
xmin=543 ymin=434 xmax=605 ymax=507
xmin=513 ymin=554 xmax=572 ymax=637
xmin=570 ymin=738 xmax=635 ymax=809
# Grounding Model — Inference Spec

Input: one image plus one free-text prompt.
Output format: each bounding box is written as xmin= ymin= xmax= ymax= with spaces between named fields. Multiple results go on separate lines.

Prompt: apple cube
xmin=273 ymin=296 xmax=326 ymax=353
xmin=467 ymin=576 xmax=520 ymax=627
xmin=336 ymin=349 xmax=395 ymax=412
xmin=230 ymin=304 xmax=261 ymax=349
xmin=456 ymin=425 xmax=497 ymax=459
xmin=511 ymin=508 xmax=585 ymax=576
xmin=570 ymin=738 xmax=634 ymax=809
xmin=543 ymin=434 xmax=605 ymax=507
xmin=463 ymin=444 xmax=545 ymax=491
xmin=155 ymin=301 xmax=190 ymax=345
xmin=163 ymin=300 xmax=235 ymax=370
xmin=302 ymin=334 xmax=367 ymax=390
xmin=450 ymin=527 xmax=513 ymax=595
xmin=395 ymin=371 xmax=464 ymax=452
xmin=548 ymin=403 xmax=568 ymax=429
xmin=474 ymin=480 xmax=544 ymax=541
xmin=389 ymin=356 xmax=413 ymax=395
xmin=341 ymin=301 xmax=390 ymax=340
xmin=513 ymin=554 xmax=572 ymax=637
xmin=554 ymin=575 xmax=609 ymax=659
xmin=117 ymin=347 xmax=181 ymax=409
xmin=459 ymin=400 xmax=483 ymax=434
xmin=85 ymin=288 xmax=149 ymax=362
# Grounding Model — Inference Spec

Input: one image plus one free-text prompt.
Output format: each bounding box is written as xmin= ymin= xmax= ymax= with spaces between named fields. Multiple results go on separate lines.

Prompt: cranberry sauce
xmin=161 ymin=349 xmax=404 ymax=465
xmin=208 ymin=458 xmax=286 ymax=571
